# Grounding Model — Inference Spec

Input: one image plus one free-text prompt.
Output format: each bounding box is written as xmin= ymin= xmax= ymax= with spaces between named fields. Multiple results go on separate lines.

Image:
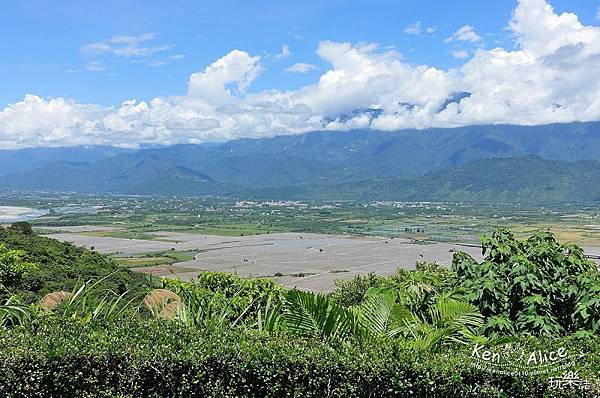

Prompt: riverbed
xmin=0 ymin=206 xmax=48 ymax=223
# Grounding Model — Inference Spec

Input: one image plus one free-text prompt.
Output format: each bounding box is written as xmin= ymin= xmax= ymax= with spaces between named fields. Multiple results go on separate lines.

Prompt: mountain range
xmin=1 ymin=122 xmax=599 ymax=203
xmin=0 ymin=146 xmax=133 ymax=177
xmin=244 ymin=156 xmax=600 ymax=203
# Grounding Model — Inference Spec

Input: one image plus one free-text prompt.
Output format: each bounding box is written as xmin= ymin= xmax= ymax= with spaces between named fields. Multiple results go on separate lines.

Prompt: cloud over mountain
xmin=2 ymin=0 xmax=600 ymax=148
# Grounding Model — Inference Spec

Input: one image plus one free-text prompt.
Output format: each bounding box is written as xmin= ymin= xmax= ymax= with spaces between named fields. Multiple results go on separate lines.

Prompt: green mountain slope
xmin=1 ymin=122 xmax=600 ymax=201
xmin=0 ymin=146 xmax=133 ymax=177
xmin=241 ymin=156 xmax=600 ymax=203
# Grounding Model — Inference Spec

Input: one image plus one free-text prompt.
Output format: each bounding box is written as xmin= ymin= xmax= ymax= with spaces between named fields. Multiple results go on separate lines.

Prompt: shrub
xmin=452 ymin=228 xmax=600 ymax=337
xmin=330 ymin=263 xmax=456 ymax=319
xmin=0 ymin=243 xmax=37 ymax=293
xmin=330 ymin=272 xmax=383 ymax=307
xmin=0 ymin=318 xmax=597 ymax=397
xmin=385 ymin=262 xmax=455 ymax=316
xmin=162 ymin=272 xmax=282 ymax=325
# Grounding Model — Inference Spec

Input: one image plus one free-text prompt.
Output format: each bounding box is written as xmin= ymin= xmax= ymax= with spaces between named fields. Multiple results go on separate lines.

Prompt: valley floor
xmin=43 ymin=228 xmax=488 ymax=292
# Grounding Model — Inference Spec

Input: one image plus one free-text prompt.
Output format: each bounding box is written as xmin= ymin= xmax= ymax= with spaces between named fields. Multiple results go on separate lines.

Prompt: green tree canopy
xmin=452 ymin=228 xmax=600 ymax=337
xmin=0 ymin=243 xmax=36 ymax=293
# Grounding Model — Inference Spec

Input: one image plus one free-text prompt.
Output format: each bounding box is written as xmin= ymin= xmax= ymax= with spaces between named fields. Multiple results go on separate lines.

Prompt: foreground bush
xmin=0 ymin=319 xmax=598 ymax=397
xmin=453 ymin=228 xmax=600 ymax=337
xmin=1 ymin=225 xmax=599 ymax=396
xmin=332 ymin=229 xmax=600 ymax=339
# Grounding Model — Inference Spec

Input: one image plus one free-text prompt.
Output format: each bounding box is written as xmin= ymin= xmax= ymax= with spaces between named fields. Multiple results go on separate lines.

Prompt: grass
xmin=79 ymin=230 xmax=168 ymax=241
xmin=159 ymin=250 xmax=197 ymax=262
xmin=113 ymin=250 xmax=197 ymax=268
xmin=113 ymin=257 xmax=173 ymax=267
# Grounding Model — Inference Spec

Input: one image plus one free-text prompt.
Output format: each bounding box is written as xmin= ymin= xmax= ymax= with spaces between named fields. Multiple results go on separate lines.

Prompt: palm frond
xmin=282 ymin=290 xmax=352 ymax=340
xmin=0 ymin=296 xmax=30 ymax=329
xmin=428 ymin=299 xmax=483 ymax=331
xmin=357 ymin=293 xmax=414 ymax=339
xmin=257 ymin=293 xmax=282 ymax=334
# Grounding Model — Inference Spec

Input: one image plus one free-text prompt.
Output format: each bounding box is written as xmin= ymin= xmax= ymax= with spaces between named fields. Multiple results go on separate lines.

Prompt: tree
xmin=452 ymin=228 xmax=600 ymax=337
xmin=0 ymin=243 xmax=36 ymax=292
xmin=8 ymin=222 xmax=33 ymax=236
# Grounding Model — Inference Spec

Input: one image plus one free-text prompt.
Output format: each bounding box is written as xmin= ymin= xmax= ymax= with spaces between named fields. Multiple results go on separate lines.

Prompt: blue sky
xmin=2 ymin=0 xmax=596 ymax=106
xmin=1 ymin=0 xmax=600 ymax=148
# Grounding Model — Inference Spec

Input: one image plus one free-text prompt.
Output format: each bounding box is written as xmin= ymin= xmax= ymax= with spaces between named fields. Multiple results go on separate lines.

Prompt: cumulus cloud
xmin=0 ymin=95 xmax=106 ymax=148
xmin=2 ymin=0 xmax=600 ymax=148
xmin=404 ymin=21 xmax=436 ymax=35
xmin=285 ymin=62 xmax=316 ymax=74
xmin=445 ymin=25 xmax=482 ymax=43
xmin=187 ymin=50 xmax=262 ymax=103
xmin=290 ymin=41 xmax=455 ymax=118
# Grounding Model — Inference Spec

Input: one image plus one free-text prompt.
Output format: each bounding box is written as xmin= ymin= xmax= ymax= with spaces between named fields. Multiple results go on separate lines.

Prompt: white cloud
xmin=445 ymin=25 xmax=482 ymax=43
xmin=109 ymin=33 xmax=156 ymax=46
xmin=404 ymin=21 xmax=436 ymax=35
xmin=276 ymin=44 xmax=291 ymax=59
xmin=146 ymin=54 xmax=185 ymax=67
xmin=187 ymin=50 xmax=262 ymax=103
xmin=285 ymin=63 xmax=315 ymax=74
xmin=2 ymin=0 xmax=600 ymax=148
xmin=451 ymin=50 xmax=469 ymax=59
xmin=82 ymin=33 xmax=170 ymax=58
xmin=291 ymin=41 xmax=453 ymax=118
xmin=84 ymin=61 xmax=106 ymax=72
xmin=81 ymin=42 xmax=112 ymax=55
xmin=81 ymin=33 xmax=176 ymax=71
xmin=404 ymin=21 xmax=422 ymax=35
xmin=0 ymin=95 xmax=106 ymax=148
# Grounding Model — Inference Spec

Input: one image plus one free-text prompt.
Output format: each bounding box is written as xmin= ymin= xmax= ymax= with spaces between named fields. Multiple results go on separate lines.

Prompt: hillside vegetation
xmin=244 ymin=156 xmax=600 ymax=203
xmin=1 ymin=122 xmax=600 ymax=203
xmin=0 ymin=223 xmax=148 ymax=302
xmin=0 ymin=225 xmax=599 ymax=396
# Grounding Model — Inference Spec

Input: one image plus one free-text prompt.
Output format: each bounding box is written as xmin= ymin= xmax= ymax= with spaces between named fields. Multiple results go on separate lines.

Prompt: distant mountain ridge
xmin=0 ymin=146 xmax=133 ymax=177
xmin=243 ymin=156 xmax=600 ymax=203
xmin=0 ymin=122 xmax=599 ymax=202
